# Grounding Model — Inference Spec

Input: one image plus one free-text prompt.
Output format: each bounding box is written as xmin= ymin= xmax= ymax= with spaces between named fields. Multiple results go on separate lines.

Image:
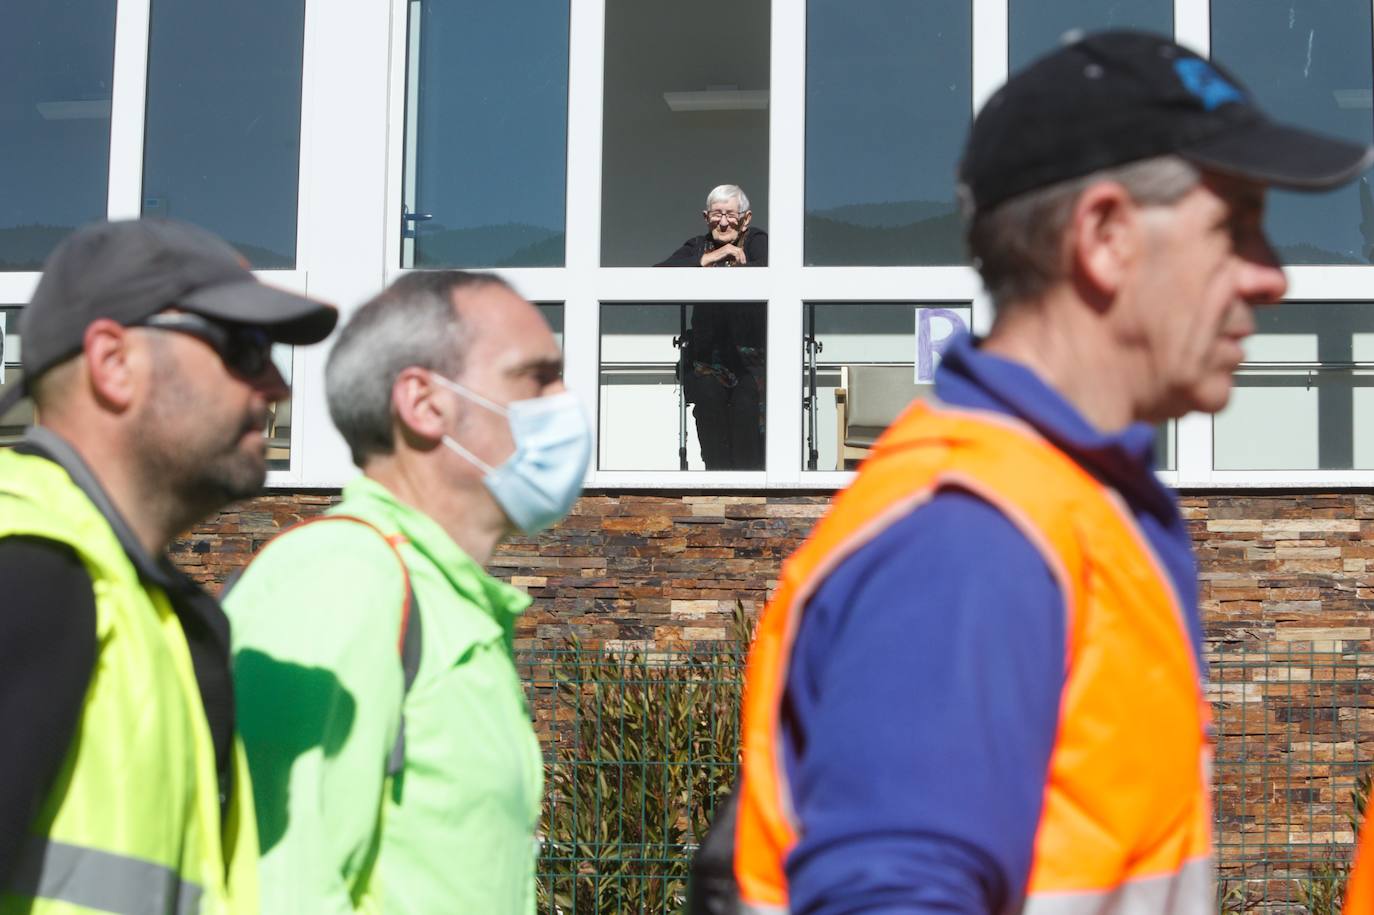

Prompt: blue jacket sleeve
xmin=782 ymin=489 xmax=1066 ymax=915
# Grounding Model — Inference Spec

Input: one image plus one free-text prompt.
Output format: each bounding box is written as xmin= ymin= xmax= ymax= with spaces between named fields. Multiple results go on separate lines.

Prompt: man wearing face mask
xmin=224 ymin=271 xmax=588 ymax=914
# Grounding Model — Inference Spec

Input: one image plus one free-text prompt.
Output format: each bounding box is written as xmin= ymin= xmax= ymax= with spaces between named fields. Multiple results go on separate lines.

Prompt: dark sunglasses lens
xmin=225 ymin=331 xmax=273 ymax=377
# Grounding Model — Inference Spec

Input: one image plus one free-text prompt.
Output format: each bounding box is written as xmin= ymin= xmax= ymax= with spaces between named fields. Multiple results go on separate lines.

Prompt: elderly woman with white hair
xmin=656 ymin=184 xmax=768 ymax=268
xmin=656 ymin=184 xmax=767 ymax=469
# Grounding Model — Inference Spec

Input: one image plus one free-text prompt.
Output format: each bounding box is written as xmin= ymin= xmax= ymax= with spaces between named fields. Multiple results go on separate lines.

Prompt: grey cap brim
xmin=181 ymin=278 xmax=338 ymax=344
xmin=1182 ymin=120 xmax=1374 ymax=191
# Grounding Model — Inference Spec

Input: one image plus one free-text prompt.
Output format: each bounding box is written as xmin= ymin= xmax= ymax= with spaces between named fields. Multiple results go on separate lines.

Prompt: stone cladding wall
xmin=175 ymin=490 xmax=1374 ymax=650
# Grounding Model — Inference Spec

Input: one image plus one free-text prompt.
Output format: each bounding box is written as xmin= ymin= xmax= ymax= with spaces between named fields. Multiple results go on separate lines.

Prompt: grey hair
xmin=706 ymin=184 xmax=751 ymax=214
xmin=965 ymin=155 xmax=1202 ymax=311
xmin=325 ymin=270 xmax=510 ymax=468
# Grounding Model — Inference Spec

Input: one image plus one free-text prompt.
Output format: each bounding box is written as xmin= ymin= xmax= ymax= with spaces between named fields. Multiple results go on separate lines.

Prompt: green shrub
xmin=535 ymin=608 xmax=750 ymax=914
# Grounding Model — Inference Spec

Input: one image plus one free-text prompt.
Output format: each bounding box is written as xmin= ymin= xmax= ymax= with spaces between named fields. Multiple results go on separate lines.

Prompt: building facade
xmin=8 ymin=0 xmax=1374 ymax=893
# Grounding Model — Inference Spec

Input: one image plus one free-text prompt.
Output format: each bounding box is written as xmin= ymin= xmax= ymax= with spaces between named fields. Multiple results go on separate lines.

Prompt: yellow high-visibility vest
xmin=0 ymin=449 xmax=258 ymax=915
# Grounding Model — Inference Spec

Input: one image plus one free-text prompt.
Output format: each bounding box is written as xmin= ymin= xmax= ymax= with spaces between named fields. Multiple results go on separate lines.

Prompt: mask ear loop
xmin=430 ymin=372 xmax=506 ymax=474
xmin=441 ymin=435 xmax=497 ymax=474
xmin=430 ymin=372 xmax=509 ymax=416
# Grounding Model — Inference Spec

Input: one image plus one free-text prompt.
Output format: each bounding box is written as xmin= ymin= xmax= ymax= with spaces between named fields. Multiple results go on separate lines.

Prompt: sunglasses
xmin=134 ymin=312 xmax=275 ymax=378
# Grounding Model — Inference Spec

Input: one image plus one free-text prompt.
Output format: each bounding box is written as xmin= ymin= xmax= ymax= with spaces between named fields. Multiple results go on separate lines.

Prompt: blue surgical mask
xmin=431 ymin=373 xmax=591 ymax=533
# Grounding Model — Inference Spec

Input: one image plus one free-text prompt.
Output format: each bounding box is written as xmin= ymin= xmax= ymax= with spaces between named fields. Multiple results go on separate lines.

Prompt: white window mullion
xmin=1176 ymin=0 xmax=1209 ymax=55
xmin=564 ymin=0 xmax=603 ymax=481
xmin=766 ymin=292 xmax=804 ymax=485
xmin=768 ymin=4 xmax=805 ymax=272
xmin=107 ymin=0 xmax=151 ymax=220
xmin=1175 ymin=410 xmax=1213 ymax=485
xmin=286 ymin=0 xmax=396 ymax=489
xmin=564 ymin=293 xmax=601 ymax=486
xmin=0 ymin=276 xmax=41 ymax=305
xmin=385 ymin=0 xmax=414 ymax=274
xmin=564 ymin=0 xmax=605 ymax=273
xmin=972 ymin=0 xmax=1009 ymax=113
xmin=1286 ymin=266 xmax=1374 ymax=301
xmin=762 ymin=0 xmax=806 ymax=484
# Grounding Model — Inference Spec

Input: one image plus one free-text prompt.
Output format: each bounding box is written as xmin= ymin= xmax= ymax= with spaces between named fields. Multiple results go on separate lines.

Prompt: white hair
xmin=706 ymin=184 xmax=751 ymax=214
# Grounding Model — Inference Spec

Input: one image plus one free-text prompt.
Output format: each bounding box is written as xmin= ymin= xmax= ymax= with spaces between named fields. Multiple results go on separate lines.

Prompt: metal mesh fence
xmin=521 ymin=646 xmax=744 ymax=915
xmin=522 ymin=644 xmax=1374 ymax=914
xmin=1212 ymin=645 xmax=1373 ymax=912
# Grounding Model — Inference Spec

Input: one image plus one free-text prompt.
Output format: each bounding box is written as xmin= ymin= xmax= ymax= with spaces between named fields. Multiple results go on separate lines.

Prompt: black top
xmin=0 ymin=429 xmax=237 ymax=883
xmin=0 ymin=536 xmax=96 ymax=877
xmin=656 ymin=228 xmax=769 ymax=267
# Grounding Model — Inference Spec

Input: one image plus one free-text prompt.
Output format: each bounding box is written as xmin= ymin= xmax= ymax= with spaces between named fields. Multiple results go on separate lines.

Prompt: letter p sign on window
xmin=916 ymin=306 xmax=970 ymax=382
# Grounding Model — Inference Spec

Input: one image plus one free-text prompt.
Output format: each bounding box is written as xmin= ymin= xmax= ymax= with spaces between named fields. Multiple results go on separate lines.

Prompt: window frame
xmin=14 ymin=0 xmax=1374 ymax=491
xmin=3 ymin=0 xmax=318 ymax=485
xmin=368 ymin=0 xmax=1374 ymax=492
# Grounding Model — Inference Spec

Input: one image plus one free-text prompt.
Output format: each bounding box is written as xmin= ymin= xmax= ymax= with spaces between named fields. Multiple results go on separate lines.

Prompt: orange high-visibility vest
xmin=1346 ymin=818 xmax=1374 ymax=914
xmin=734 ymin=402 xmax=1213 ymax=914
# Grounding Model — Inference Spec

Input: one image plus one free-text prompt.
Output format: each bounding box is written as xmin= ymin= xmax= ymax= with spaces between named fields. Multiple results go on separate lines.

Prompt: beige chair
xmin=833 ymin=365 xmax=933 ymax=469
xmin=0 ymin=366 xmax=33 ymax=446
xmin=266 ymin=398 xmax=292 ymax=463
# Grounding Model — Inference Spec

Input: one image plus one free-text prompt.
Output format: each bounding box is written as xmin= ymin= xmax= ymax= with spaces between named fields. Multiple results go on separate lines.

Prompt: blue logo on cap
xmin=1174 ymin=58 xmax=1245 ymax=111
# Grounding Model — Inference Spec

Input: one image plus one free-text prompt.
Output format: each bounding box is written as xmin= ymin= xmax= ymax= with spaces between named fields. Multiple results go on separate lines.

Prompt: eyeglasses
xmin=134 ymin=311 xmax=275 ymax=378
xmin=704 ymin=210 xmax=743 ymax=225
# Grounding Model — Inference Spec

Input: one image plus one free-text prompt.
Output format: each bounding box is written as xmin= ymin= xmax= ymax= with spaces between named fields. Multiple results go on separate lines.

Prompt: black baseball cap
xmin=0 ymin=218 xmax=337 ymax=414
xmin=959 ymin=30 xmax=1374 ymax=214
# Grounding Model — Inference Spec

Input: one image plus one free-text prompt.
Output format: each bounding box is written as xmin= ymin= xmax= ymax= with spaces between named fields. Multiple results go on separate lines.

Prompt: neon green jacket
xmin=225 ymin=476 xmax=542 ymax=914
xmin=0 ymin=448 xmax=259 ymax=915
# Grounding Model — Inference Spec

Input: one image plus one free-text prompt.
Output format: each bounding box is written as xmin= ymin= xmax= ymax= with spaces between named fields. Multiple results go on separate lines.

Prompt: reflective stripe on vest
xmin=1021 ymin=857 xmax=1212 ymax=915
xmin=8 ymin=837 xmax=204 ymax=915
xmin=734 ymin=402 xmax=1212 ymax=911
xmin=739 ymin=904 xmax=788 ymax=915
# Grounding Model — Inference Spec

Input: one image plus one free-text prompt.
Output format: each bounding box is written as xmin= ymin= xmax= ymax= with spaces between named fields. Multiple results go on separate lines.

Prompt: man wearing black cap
xmin=729 ymin=31 xmax=1373 ymax=915
xmin=0 ymin=218 xmax=336 ymax=912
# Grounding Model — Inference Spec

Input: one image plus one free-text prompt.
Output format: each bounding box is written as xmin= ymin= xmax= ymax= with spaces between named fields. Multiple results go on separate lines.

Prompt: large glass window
xmin=1212 ymin=0 xmax=1374 ymax=265
xmin=1215 ymin=304 xmax=1374 ymax=470
xmin=1 ymin=0 xmax=116 ymax=270
xmin=802 ymin=303 xmax=969 ymax=469
xmin=141 ymin=0 xmax=306 ymax=268
xmin=805 ymin=0 xmax=970 ymax=266
xmin=600 ymin=304 xmax=766 ymax=471
xmin=1010 ymin=0 xmax=1172 ymax=72
xmin=401 ymin=0 xmax=570 ymax=268
xmin=601 ymin=0 xmax=770 ymax=267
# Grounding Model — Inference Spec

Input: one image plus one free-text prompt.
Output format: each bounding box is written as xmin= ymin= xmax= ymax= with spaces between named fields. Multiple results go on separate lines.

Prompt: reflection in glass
xmin=1010 ymin=0 xmax=1171 ymax=72
xmin=1212 ymin=0 xmax=1374 ymax=264
xmin=805 ymin=0 xmax=970 ymax=266
xmin=0 ymin=0 xmax=115 ymax=270
xmin=402 ymin=0 xmax=569 ymax=268
xmin=1154 ymin=422 xmax=1176 ymax=472
xmin=1215 ymin=303 xmax=1374 ymax=469
xmin=601 ymin=304 xmax=766 ymax=471
xmin=601 ymin=0 xmax=770 ymax=266
xmin=802 ymin=303 xmax=969 ymax=469
xmin=141 ymin=0 xmax=305 ymax=268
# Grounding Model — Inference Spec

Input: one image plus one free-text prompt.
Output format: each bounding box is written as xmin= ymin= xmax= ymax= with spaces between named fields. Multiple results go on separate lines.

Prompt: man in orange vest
xmin=730 ymin=31 xmax=1373 ymax=915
